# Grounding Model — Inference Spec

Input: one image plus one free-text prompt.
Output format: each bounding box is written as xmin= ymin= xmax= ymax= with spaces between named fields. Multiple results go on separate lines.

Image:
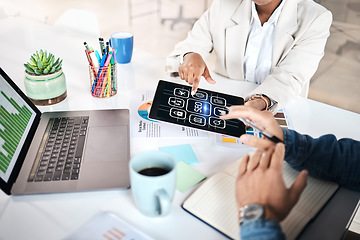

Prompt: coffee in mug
xmin=129 ymin=150 xmax=176 ymax=217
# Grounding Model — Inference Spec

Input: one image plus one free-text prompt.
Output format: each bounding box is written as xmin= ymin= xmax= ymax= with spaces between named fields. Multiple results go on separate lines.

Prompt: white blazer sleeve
xmin=248 ymin=10 xmax=333 ymax=112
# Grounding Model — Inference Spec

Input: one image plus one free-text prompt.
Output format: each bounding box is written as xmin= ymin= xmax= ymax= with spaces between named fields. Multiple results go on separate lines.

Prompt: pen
xmin=99 ymin=66 xmax=108 ymax=97
xmin=238 ymin=118 xmax=283 ymax=143
xmin=95 ymin=50 xmax=101 ymax=64
xmin=92 ymin=53 xmax=107 ymax=95
xmin=106 ymin=42 xmax=109 ymax=55
xmin=88 ymin=47 xmax=100 ymax=68
xmin=110 ymin=51 xmax=116 ymax=92
xmin=104 ymin=51 xmax=112 ymax=67
xmin=95 ymin=53 xmax=113 ymax=96
xmin=84 ymin=42 xmax=100 ymax=68
xmin=83 ymin=42 xmax=91 ymax=52
xmin=99 ymin=37 xmax=105 ymax=56
xmin=85 ymin=49 xmax=98 ymax=77
xmin=106 ymin=63 xmax=112 ymax=97
xmin=100 ymin=53 xmax=107 ymax=67
xmin=100 ymin=58 xmax=112 ymax=97
xmin=110 ymin=49 xmax=115 ymax=65
xmin=112 ymin=49 xmax=117 ymax=64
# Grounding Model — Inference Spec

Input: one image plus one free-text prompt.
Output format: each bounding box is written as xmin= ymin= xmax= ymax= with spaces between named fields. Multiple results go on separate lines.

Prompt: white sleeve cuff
xmin=165 ymin=55 xmax=181 ymax=75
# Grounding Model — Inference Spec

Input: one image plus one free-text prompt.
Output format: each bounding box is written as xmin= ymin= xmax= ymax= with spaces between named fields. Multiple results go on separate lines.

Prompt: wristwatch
xmin=239 ymin=204 xmax=265 ymax=225
xmin=248 ymin=94 xmax=277 ymax=111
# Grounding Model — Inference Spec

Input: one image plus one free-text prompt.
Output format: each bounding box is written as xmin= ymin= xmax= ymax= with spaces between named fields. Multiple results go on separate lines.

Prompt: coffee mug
xmin=109 ymin=32 xmax=133 ymax=64
xmin=129 ymin=150 xmax=177 ymax=217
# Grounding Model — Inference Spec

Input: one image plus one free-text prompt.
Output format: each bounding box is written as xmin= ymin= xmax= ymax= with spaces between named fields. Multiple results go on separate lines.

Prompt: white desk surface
xmin=0 ymin=17 xmax=360 ymax=240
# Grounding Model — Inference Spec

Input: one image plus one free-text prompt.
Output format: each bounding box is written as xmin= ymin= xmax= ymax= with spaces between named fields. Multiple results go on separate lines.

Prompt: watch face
xmin=243 ymin=204 xmax=265 ymax=221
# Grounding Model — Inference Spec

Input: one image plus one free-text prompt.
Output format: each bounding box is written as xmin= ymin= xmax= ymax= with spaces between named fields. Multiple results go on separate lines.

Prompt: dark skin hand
xmin=179 ymin=53 xmax=270 ymax=111
xmin=178 ymin=52 xmax=216 ymax=95
xmin=178 ymin=0 xmax=282 ymax=110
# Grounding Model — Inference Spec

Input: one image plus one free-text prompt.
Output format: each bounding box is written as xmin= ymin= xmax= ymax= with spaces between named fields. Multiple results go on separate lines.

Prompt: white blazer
xmin=167 ymin=0 xmax=332 ymax=111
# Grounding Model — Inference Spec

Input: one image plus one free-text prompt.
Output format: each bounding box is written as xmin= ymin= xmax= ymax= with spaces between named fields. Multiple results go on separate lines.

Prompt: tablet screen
xmin=149 ymin=80 xmax=245 ymax=137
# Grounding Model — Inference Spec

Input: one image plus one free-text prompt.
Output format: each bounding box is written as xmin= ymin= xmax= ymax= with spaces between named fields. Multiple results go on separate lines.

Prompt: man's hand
xmin=178 ymin=53 xmax=216 ymax=95
xmin=220 ymin=106 xmax=283 ymax=151
xmin=236 ymin=144 xmax=308 ymax=222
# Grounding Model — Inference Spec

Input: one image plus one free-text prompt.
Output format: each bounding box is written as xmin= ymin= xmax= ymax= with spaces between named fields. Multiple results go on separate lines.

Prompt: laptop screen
xmin=0 ymin=70 xmax=38 ymax=184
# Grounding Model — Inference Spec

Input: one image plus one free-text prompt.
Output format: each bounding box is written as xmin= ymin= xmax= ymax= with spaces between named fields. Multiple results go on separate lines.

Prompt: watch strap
xmin=248 ymin=94 xmax=277 ymax=111
xmin=239 ymin=204 xmax=266 ymax=225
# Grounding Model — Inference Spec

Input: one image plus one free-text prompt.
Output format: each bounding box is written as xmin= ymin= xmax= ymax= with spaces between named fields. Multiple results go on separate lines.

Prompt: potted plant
xmin=24 ymin=49 xmax=67 ymax=105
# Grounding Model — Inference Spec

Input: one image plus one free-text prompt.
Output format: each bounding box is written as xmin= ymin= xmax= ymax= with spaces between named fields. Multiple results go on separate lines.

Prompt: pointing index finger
xmin=191 ymin=77 xmax=200 ymax=96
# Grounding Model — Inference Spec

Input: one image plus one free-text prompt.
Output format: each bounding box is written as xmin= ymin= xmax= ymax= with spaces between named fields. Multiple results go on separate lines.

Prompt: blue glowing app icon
xmin=186 ymin=99 xmax=211 ymax=116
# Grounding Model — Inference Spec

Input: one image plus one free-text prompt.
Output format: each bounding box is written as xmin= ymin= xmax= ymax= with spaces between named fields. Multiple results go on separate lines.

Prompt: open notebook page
xmin=183 ymin=158 xmax=339 ymax=240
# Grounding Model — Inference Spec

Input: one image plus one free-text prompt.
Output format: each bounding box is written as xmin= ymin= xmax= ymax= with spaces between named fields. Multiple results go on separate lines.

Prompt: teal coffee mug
xmin=129 ymin=150 xmax=176 ymax=217
xmin=109 ymin=32 xmax=133 ymax=64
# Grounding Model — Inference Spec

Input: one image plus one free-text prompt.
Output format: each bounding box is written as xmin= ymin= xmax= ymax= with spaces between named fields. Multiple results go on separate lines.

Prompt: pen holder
xmin=89 ymin=65 xmax=117 ymax=98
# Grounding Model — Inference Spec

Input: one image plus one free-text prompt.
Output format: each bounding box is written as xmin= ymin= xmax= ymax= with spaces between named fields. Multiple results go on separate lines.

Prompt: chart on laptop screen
xmin=0 ymin=77 xmax=36 ymax=182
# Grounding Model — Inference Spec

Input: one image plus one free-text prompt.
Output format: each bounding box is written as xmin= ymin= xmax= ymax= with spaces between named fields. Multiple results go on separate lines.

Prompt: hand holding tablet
xmin=149 ymin=80 xmax=246 ymax=137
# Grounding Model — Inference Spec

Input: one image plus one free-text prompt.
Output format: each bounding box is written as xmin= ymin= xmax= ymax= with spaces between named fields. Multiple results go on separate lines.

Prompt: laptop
xmin=0 ymin=67 xmax=130 ymax=195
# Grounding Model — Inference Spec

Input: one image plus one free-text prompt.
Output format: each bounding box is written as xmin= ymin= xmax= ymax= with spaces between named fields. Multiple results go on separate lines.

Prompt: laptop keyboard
xmin=28 ymin=116 xmax=89 ymax=182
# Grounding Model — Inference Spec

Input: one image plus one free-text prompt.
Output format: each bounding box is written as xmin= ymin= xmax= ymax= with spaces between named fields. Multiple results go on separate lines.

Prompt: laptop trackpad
xmin=84 ymin=126 xmax=128 ymax=162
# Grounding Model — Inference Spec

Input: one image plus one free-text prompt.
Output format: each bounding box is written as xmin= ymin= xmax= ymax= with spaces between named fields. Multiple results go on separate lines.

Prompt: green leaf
xmin=31 ymin=55 xmax=37 ymax=64
xmin=57 ymin=59 xmax=63 ymax=68
xmin=24 ymin=64 xmax=35 ymax=74
xmin=45 ymin=54 xmax=53 ymax=66
xmin=55 ymin=61 xmax=62 ymax=70
xmin=46 ymin=53 xmax=52 ymax=63
xmin=49 ymin=56 xmax=54 ymax=67
xmin=30 ymin=64 xmax=37 ymax=70
xmin=25 ymin=50 xmax=62 ymax=75
xmin=34 ymin=68 xmax=42 ymax=75
xmin=50 ymin=66 xmax=56 ymax=74
xmin=32 ymin=54 xmax=38 ymax=62
xmin=37 ymin=60 xmax=43 ymax=70
xmin=30 ymin=58 xmax=37 ymax=66
xmin=53 ymin=58 xmax=60 ymax=66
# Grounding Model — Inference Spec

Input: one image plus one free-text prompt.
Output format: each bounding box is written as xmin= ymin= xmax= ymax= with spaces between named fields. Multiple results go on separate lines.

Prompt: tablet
xmin=149 ymin=80 xmax=245 ymax=137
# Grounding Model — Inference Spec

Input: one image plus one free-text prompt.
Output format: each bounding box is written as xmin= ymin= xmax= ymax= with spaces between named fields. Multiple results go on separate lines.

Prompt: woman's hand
xmin=244 ymin=95 xmax=271 ymax=111
xmin=178 ymin=52 xmax=216 ymax=95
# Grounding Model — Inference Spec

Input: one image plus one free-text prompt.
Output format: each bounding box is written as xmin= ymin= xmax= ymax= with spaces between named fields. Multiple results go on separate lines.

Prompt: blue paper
xmin=160 ymin=144 xmax=199 ymax=164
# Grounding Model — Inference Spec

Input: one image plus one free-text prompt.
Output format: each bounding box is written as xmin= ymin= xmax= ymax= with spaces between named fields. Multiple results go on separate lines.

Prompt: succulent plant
xmin=24 ymin=49 xmax=63 ymax=75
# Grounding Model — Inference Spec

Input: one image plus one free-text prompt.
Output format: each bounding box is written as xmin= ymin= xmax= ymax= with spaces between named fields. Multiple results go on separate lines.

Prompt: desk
xmin=0 ymin=17 xmax=360 ymax=240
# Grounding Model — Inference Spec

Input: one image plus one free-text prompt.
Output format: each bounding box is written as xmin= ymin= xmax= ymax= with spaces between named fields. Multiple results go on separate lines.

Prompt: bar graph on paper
xmin=0 ymin=79 xmax=35 ymax=182
xmin=102 ymin=227 xmax=128 ymax=240
xmin=63 ymin=212 xmax=154 ymax=240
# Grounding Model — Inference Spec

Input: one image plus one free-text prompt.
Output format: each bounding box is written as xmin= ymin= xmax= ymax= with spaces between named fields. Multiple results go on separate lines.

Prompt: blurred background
xmin=0 ymin=0 xmax=359 ymax=113
xmin=0 ymin=0 xmax=360 ymax=238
